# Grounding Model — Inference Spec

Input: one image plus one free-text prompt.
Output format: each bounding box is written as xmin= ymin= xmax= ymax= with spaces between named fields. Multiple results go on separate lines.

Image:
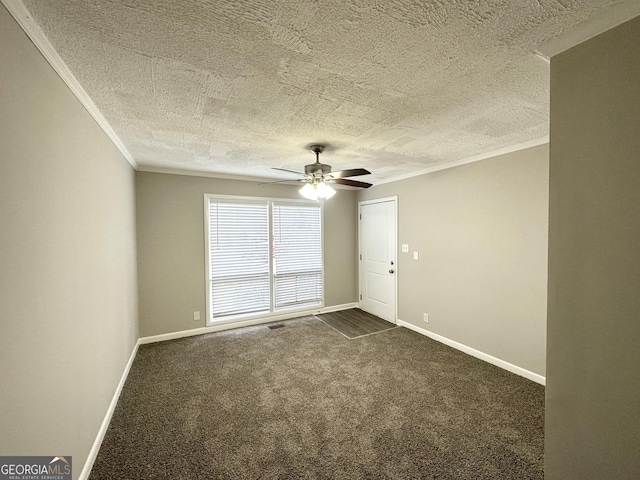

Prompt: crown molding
xmin=532 ymin=50 xmax=551 ymax=65
xmin=136 ymin=165 xmax=356 ymax=190
xmin=2 ymin=0 xmax=137 ymax=169
xmin=373 ymin=136 xmax=549 ymax=186
xmin=136 ymin=165 xmax=297 ymax=184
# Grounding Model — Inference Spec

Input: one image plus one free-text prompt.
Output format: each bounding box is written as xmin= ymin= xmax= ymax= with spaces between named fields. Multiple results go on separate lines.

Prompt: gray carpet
xmin=90 ymin=316 xmax=544 ymax=479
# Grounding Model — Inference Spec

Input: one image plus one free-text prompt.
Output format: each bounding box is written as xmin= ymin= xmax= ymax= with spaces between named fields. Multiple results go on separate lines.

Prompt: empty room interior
xmin=1 ymin=1 xmax=639 ymax=479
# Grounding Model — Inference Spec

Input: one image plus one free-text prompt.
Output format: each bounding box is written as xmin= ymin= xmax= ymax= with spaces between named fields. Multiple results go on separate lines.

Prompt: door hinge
xmin=359 ymin=293 xmax=362 ymax=300
xmin=359 ymin=213 xmax=362 ymax=220
xmin=359 ymin=253 xmax=362 ymax=260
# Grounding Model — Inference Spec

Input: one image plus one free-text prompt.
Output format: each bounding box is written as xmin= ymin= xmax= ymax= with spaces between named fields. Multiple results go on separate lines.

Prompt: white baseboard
xmin=79 ymin=339 xmax=141 ymax=480
xmin=397 ymin=320 xmax=546 ymax=385
xmin=139 ymin=303 xmax=359 ymax=345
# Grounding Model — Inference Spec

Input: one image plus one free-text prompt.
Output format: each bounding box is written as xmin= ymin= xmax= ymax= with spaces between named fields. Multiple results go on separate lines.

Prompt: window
xmin=207 ymin=200 xmax=270 ymax=318
xmin=205 ymin=195 xmax=323 ymax=323
xmin=273 ymin=203 xmax=322 ymax=309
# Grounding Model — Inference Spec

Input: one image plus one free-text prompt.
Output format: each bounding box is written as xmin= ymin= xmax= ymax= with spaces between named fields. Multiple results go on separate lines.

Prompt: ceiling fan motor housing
xmin=305 ymin=162 xmax=332 ymax=175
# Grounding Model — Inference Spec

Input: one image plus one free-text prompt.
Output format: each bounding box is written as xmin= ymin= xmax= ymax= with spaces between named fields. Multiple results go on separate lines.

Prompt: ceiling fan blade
xmin=258 ymin=178 xmax=305 ymax=185
xmin=330 ymin=168 xmax=371 ymax=179
xmin=272 ymin=167 xmax=305 ymax=175
xmin=333 ymin=178 xmax=372 ymax=188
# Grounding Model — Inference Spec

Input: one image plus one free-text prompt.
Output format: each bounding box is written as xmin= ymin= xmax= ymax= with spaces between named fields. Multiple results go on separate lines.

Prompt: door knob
xmin=389 ymin=269 xmax=395 ymax=274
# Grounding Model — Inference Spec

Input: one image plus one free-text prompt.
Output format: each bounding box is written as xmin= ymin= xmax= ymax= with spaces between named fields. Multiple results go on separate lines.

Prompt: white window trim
xmin=204 ymin=194 xmax=325 ymax=326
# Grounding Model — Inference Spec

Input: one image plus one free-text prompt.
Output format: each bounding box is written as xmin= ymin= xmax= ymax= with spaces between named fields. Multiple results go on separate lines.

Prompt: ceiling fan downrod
xmin=306 ymin=145 xmax=331 ymax=176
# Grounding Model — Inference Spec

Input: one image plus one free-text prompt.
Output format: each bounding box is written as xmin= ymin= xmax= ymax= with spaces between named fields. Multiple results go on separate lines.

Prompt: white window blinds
xmin=208 ymin=200 xmax=270 ymax=318
xmin=206 ymin=196 xmax=323 ymax=322
xmin=273 ymin=203 xmax=322 ymax=309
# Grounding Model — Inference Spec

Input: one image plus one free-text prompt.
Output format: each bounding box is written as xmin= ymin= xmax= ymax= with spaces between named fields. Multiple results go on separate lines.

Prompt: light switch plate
xmin=413 ymin=251 xmax=419 ymax=260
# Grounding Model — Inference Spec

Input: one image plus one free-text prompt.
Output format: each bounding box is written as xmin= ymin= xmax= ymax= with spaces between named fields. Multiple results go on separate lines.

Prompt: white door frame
xmin=358 ymin=196 xmax=398 ymax=323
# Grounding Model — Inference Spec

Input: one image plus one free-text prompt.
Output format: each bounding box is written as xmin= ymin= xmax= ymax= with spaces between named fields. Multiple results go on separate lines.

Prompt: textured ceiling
xmin=18 ymin=0 xmax=640 ymax=183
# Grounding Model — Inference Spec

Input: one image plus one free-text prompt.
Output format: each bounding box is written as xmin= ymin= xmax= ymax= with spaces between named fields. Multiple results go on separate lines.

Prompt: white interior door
xmin=359 ymin=198 xmax=397 ymax=323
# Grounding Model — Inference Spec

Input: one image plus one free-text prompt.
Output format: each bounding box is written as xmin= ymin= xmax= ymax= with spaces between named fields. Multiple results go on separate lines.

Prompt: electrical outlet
xmin=402 ymin=244 xmax=409 ymax=253
xmin=193 ymin=311 xmax=201 ymax=321
xmin=423 ymin=313 xmax=429 ymax=323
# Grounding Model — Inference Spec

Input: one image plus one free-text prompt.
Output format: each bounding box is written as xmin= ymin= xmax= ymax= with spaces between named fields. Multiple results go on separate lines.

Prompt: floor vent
xmin=268 ymin=324 xmax=285 ymax=330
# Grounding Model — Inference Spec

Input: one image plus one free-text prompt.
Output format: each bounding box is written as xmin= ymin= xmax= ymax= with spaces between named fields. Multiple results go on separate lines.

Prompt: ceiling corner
xmin=1 ymin=0 xmax=138 ymax=169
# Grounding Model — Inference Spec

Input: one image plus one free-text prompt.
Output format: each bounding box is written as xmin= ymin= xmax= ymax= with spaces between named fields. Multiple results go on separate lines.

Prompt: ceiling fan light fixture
xmin=299 ymin=182 xmax=318 ymax=200
xmin=299 ymin=181 xmax=336 ymax=201
xmin=317 ymin=181 xmax=336 ymax=199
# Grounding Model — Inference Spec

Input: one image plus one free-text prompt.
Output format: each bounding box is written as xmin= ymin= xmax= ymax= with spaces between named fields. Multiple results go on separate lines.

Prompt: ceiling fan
xmin=268 ymin=145 xmax=372 ymax=200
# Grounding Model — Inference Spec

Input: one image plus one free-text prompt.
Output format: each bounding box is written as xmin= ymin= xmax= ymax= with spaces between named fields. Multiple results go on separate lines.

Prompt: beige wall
xmin=0 ymin=5 xmax=138 ymax=480
xmin=546 ymin=16 xmax=640 ymax=479
xmin=136 ymin=172 xmax=358 ymax=337
xmin=358 ymin=145 xmax=549 ymax=376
